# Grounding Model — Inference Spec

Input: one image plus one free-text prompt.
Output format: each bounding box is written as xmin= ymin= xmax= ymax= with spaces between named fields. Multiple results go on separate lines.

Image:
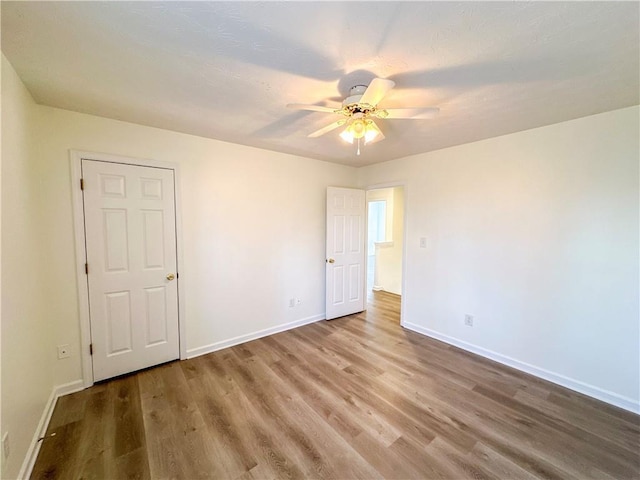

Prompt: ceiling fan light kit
xmin=339 ymin=117 xmax=383 ymax=155
xmin=287 ymin=77 xmax=439 ymax=155
xmin=340 ymin=117 xmax=381 ymax=143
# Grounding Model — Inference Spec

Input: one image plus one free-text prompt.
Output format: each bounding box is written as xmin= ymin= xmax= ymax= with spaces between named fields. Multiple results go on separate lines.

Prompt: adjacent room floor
xmin=32 ymin=291 xmax=639 ymax=479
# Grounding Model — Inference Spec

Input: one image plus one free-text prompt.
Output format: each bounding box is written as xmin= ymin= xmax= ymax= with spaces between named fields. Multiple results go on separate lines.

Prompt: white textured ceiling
xmin=2 ymin=2 xmax=638 ymax=167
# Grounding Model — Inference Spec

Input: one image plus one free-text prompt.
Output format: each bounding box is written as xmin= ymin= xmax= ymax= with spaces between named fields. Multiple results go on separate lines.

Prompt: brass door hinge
xmin=89 ymin=343 xmax=93 ymax=356
xmin=80 ymin=178 xmax=85 ymax=190
xmin=85 ymin=263 xmax=89 ymax=275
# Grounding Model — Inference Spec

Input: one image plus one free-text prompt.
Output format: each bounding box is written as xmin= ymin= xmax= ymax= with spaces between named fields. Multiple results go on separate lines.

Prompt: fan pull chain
xmin=357 ymin=137 xmax=361 ymax=156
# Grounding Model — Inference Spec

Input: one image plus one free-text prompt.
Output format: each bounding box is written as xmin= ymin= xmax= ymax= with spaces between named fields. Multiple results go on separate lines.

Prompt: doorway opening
xmin=365 ymin=186 xmax=404 ymax=322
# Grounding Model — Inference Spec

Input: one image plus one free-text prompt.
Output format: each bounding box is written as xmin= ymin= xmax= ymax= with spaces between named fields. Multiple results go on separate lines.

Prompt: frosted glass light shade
xmin=340 ymin=129 xmax=354 ymax=143
xmin=364 ymin=121 xmax=381 ymax=143
xmin=340 ymin=118 xmax=382 ymax=145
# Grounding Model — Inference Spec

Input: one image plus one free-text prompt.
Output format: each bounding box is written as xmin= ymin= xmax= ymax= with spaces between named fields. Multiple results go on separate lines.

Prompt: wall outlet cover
xmin=57 ymin=344 xmax=71 ymax=359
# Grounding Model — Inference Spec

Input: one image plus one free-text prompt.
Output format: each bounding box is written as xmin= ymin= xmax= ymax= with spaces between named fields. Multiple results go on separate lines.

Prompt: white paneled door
xmin=326 ymin=187 xmax=366 ymax=320
xmin=82 ymin=160 xmax=179 ymax=381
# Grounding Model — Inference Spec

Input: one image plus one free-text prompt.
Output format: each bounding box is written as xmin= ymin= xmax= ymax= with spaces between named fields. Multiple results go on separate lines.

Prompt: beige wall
xmin=36 ymin=106 xmax=357 ymax=386
xmin=1 ymin=55 xmax=55 ymax=479
xmin=358 ymin=106 xmax=640 ymax=410
xmin=1 ymin=56 xmax=358 ymax=477
xmin=380 ymin=186 xmax=404 ymax=295
xmin=2 ymin=53 xmax=639 ymax=477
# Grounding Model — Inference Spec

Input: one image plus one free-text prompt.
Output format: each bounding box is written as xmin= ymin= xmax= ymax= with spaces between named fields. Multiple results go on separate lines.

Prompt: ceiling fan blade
xmin=379 ymin=107 xmax=440 ymax=119
xmin=287 ymin=103 xmax=341 ymax=114
xmin=359 ymin=78 xmax=396 ymax=106
xmin=308 ymin=120 xmax=346 ymax=138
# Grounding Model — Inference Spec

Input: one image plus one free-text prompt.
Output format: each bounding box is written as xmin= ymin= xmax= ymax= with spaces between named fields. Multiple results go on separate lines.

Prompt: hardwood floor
xmin=33 ymin=291 xmax=640 ymax=479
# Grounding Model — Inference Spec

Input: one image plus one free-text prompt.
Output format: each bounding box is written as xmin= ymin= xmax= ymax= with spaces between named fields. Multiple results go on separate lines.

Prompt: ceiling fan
xmin=287 ymin=78 xmax=439 ymax=154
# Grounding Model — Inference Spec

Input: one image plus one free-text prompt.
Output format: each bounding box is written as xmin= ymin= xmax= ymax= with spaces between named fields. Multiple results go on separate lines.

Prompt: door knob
xmin=166 ymin=273 xmax=175 ymax=281
xmin=326 ymin=258 xmax=335 ymax=264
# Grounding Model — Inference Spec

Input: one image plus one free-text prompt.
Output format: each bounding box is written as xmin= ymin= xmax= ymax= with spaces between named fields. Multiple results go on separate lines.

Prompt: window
xmin=367 ymin=200 xmax=387 ymax=256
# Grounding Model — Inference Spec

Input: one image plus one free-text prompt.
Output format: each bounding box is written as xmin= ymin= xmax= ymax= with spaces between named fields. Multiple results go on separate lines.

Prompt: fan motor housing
xmin=342 ymin=85 xmax=379 ymax=118
xmin=342 ymin=85 xmax=368 ymax=108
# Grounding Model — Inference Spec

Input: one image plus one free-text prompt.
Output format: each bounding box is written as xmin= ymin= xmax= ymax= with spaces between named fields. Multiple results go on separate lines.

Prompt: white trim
xmin=186 ymin=314 xmax=325 ymax=359
xmin=17 ymin=380 xmax=84 ymax=480
xmin=173 ymin=163 xmax=188 ymax=361
xmin=71 ymin=149 xmax=179 ymax=171
xmin=18 ymin=310 xmax=320 ymax=477
xmin=403 ymin=322 xmax=640 ymax=415
xmin=373 ymin=241 xmax=393 ymax=248
xmin=70 ymin=153 xmax=94 ymax=388
xmin=69 ymin=150 xmax=187 ymax=389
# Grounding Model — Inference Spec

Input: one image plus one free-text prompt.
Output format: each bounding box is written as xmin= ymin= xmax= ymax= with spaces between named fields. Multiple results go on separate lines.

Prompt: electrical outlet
xmin=296 ymin=298 xmax=302 ymax=305
xmin=420 ymin=237 xmax=427 ymax=248
xmin=288 ymin=298 xmax=295 ymax=308
xmin=2 ymin=432 xmax=9 ymax=462
xmin=57 ymin=344 xmax=71 ymax=359
xmin=464 ymin=315 xmax=474 ymax=327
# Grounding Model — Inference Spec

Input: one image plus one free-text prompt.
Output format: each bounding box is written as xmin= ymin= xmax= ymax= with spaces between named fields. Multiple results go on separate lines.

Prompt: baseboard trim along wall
xmin=186 ymin=313 xmax=326 ymax=359
xmin=21 ymin=315 xmax=634 ymax=478
xmin=18 ymin=380 xmax=85 ymax=479
xmin=402 ymin=321 xmax=640 ymax=415
xmin=18 ymin=314 xmax=325 ymax=478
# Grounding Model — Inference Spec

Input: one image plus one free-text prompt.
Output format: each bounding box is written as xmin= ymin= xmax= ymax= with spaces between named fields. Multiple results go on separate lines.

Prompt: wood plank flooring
xmin=32 ymin=291 xmax=640 ymax=479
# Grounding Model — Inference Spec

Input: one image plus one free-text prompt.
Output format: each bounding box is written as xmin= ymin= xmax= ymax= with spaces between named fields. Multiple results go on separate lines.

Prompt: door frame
xmin=70 ymin=150 xmax=187 ymax=388
xmin=365 ymin=181 xmax=408 ymax=327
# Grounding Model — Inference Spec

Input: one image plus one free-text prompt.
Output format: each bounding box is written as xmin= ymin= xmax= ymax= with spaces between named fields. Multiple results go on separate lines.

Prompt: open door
xmin=326 ymin=187 xmax=366 ymax=320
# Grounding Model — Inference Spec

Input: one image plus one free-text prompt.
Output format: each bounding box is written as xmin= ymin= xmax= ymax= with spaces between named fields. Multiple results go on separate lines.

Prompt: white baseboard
xmin=18 ymin=380 xmax=85 ymax=480
xmin=186 ymin=314 xmax=325 ymax=359
xmin=402 ymin=322 xmax=640 ymax=415
xmin=17 ymin=319 xmax=636 ymax=479
xmin=18 ymin=314 xmax=327 ymax=477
